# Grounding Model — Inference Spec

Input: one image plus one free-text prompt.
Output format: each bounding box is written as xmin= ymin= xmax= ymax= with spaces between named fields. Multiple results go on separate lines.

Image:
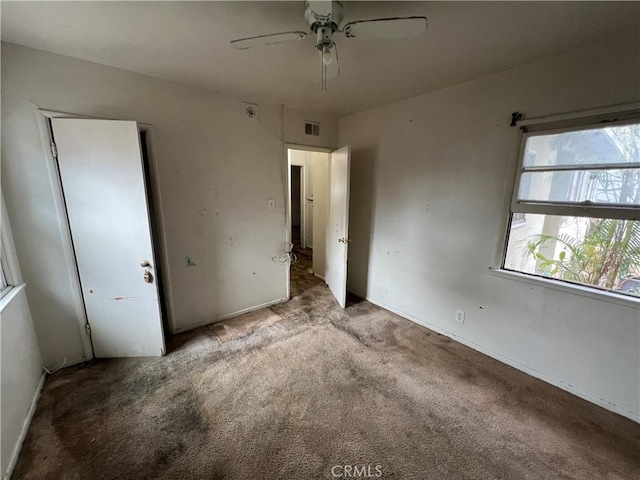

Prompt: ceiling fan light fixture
xmin=322 ymin=45 xmax=333 ymax=66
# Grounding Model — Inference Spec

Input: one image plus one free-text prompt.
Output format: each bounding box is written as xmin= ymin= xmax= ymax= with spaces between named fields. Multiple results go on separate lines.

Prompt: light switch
xmin=268 ymin=199 xmax=275 ymax=210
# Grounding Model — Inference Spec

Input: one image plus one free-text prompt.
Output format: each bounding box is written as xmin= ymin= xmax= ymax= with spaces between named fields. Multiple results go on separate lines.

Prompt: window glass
xmin=505 ymin=214 xmax=640 ymax=297
xmin=504 ymin=117 xmax=640 ymax=298
xmin=523 ymin=125 xmax=640 ymax=167
xmin=518 ymin=169 xmax=640 ymax=205
xmin=0 ymin=265 xmax=7 ymax=291
xmin=0 ymin=254 xmax=11 ymax=295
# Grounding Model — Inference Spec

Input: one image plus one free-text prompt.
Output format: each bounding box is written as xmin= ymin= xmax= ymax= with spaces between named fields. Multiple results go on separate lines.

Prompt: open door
xmin=326 ymin=145 xmax=351 ymax=308
xmin=51 ymin=118 xmax=165 ymax=357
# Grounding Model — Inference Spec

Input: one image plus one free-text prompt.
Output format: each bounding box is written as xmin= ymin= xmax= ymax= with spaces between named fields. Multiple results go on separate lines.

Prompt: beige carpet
xmin=13 ymin=247 xmax=640 ymax=479
xmin=211 ymin=309 xmax=284 ymax=343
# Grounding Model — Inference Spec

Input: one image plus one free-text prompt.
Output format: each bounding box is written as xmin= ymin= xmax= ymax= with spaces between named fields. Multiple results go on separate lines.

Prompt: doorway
xmin=291 ymin=165 xmax=303 ymax=247
xmin=286 ymin=144 xmax=352 ymax=307
xmin=287 ymin=147 xmax=330 ymax=297
xmin=139 ymin=129 xmax=171 ymax=340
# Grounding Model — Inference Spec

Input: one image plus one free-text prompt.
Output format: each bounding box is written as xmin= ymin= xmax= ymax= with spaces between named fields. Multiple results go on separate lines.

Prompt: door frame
xmin=37 ymin=108 xmax=175 ymax=354
xmin=137 ymin=126 xmax=176 ymax=337
xmin=284 ymin=143 xmax=333 ymax=299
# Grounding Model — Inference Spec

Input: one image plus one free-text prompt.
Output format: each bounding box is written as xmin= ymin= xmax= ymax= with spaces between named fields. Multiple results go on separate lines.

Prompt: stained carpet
xmin=12 ymin=245 xmax=640 ymax=479
xmin=211 ymin=309 xmax=284 ymax=343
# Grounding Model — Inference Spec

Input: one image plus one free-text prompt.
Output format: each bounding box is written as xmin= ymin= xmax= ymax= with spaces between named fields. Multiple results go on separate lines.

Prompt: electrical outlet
xmin=268 ymin=199 xmax=275 ymax=210
xmin=455 ymin=310 xmax=465 ymax=323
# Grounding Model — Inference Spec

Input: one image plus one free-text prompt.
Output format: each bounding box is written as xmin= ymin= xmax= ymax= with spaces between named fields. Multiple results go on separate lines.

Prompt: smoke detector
xmin=243 ymin=102 xmax=259 ymax=121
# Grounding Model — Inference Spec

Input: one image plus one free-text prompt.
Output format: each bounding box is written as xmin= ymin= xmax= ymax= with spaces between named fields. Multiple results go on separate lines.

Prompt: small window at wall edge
xmin=0 ymin=246 xmax=14 ymax=299
xmin=0 ymin=195 xmax=23 ymax=301
xmin=500 ymin=108 xmax=640 ymax=300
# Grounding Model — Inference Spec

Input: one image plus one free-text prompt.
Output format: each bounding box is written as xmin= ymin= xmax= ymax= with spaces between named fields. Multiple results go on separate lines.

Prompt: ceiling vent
xmin=304 ymin=122 xmax=320 ymax=137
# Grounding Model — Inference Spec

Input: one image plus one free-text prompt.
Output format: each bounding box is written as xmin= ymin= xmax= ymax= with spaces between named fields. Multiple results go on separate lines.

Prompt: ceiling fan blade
xmin=342 ymin=17 xmax=427 ymax=39
xmin=230 ymin=31 xmax=307 ymax=50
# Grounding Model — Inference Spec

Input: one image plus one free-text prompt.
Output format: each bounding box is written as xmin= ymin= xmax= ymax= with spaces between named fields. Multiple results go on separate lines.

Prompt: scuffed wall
xmin=339 ymin=34 xmax=640 ymax=420
xmin=1 ymin=42 xmax=338 ymax=366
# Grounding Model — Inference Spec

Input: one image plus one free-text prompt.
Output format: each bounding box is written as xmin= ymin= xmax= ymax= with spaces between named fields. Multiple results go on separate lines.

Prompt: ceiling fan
xmin=230 ymin=1 xmax=428 ymax=93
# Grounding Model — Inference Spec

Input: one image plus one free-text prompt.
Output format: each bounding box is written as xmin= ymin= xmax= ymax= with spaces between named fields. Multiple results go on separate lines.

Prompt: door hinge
xmin=50 ymin=142 xmax=58 ymax=159
xmin=84 ymin=323 xmax=92 ymax=336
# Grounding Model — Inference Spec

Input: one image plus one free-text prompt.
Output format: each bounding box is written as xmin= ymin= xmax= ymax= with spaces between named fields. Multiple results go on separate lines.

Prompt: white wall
xmin=310 ymin=152 xmax=330 ymax=278
xmin=339 ymin=34 xmax=640 ymax=421
xmin=1 ymin=197 xmax=43 ymax=477
xmin=304 ymin=158 xmax=313 ymax=249
xmin=1 ymin=42 xmax=338 ymax=367
xmin=1 ymin=287 xmax=43 ymax=478
xmin=284 ymin=108 xmax=338 ymax=150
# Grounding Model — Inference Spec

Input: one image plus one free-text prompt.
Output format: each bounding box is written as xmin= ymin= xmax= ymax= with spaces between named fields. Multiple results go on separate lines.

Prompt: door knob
xmin=144 ymin=270 xmax=153 ymax=283
xmin=338 ymin=238 xmax=352 ymax=243
xmin=140 ymin=260 xmax=151 ymax=267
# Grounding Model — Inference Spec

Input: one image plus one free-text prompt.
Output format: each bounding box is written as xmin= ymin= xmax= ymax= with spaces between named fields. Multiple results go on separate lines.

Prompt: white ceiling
xmin=2 ymin=1 xmax=639 ymax=117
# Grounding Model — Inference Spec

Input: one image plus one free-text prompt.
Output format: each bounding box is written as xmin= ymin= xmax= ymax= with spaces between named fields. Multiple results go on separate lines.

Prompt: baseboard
xmin=4 ymin=372 xmax=46 ymax=480
xmin=173 ymin=297 xmax=289 ymax=334
xmin=347 ymin=288 xmax=365 ymax=299
xmin=356 ymin=291 xmax=640 ymax=424
xmin=42 ymin=355 xmax=89 ymax=373
xmin=313 ymin=273 xmax=325 ymax=281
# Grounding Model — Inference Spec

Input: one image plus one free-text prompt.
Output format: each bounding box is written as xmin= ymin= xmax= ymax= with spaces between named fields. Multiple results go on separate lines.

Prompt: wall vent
xmin=304 ymin=122 xmax=320 ymax=137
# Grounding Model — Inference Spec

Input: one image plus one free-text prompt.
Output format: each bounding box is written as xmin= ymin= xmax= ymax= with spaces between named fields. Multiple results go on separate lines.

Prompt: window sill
xmin=489 ymin=268 xmax=640 ymax=309
xmin=0 ymin=283 xmax=26 ymax=313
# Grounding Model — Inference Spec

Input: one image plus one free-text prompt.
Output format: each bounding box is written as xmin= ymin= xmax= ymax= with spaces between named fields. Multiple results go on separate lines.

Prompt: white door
xmin=51 ymin=118 xmax=165 ymax=357
xmin=326 ymin=146 xmax=351 ymax=308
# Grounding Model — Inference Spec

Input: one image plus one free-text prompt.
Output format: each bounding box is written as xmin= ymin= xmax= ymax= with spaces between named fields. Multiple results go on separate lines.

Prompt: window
xmin=0 ymin=251 xmax=16 ymax=299
xmin=503 ymin=113 xmax=640 ymax=298
xmin=0 ymin=195 xmax=22 ymax=300
xmin=0 ymin=256 xmax=9 ymax=294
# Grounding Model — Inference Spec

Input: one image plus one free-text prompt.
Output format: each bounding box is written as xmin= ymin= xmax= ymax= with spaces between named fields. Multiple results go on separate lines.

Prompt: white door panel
xmin=52 ymin=118 xmax=165 ymax=357
xmin=326 ymin=145 xmax=351 ymax=308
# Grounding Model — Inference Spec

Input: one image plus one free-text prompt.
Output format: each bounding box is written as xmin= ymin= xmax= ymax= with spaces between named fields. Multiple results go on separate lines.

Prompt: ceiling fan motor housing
xmin=305 ymin=1 xmax=343 ymax=50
